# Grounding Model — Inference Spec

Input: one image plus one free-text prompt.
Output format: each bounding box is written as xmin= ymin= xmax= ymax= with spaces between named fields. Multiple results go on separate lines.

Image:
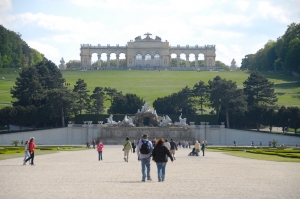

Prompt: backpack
xmin=140 ymin=140 xmax=151 ymax=154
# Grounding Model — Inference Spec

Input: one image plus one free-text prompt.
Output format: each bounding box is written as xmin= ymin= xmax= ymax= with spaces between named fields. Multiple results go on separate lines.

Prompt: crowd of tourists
xmin=21 ymin=135 xmax=206 ymax=182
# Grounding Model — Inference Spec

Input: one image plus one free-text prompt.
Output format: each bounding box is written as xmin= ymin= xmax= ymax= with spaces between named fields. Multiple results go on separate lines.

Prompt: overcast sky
xmin=1 ymin=0 xmax=299 ymax=67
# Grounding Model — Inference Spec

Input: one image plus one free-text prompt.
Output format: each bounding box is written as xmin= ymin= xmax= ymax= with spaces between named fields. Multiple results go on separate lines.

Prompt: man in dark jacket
xmin=152 ymin=138 xmax=173 ymax=182
xmin=169 ymin=139 xmax=178 ymax=160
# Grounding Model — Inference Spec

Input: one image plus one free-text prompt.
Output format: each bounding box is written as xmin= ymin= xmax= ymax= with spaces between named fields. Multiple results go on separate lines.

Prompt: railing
xmin=81 ymin=44 xmax=127 ymax=49
xmin=170 ymin=45 xmax=215 ymax=49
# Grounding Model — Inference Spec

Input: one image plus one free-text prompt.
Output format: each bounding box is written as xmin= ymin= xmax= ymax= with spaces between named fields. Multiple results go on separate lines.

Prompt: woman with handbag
xmin=123 ymin=137 xmax=132 ymax=162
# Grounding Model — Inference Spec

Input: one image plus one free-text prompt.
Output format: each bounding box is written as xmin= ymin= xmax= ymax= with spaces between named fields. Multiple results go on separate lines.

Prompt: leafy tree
xmin=73 ymin=79 xmax=90 ymax=114
xmin=208 ymin=76 xmax=247 ymax=128
xmin=276 ymin=106 xmax=289 ymax=133
xmin=243 ymin=72 xmax=277 ymax=106
xmin=284 ymin=38 xmax=300 ymax=73
xmin=66 ymin=60 xmax=81 ymax=68
xmin=108 ymin=93 xmax=145 ymax=114
xmin=90 ymin=87 xmax=105 ymax=114
xmin=287 ymin=106 xmax=300 ymax=134
xmin=104 ymin=87 xmax=120 ymax=106
xmin=0 ymin=106 xmax=16 ymax=130
xmin=193 ymin=81 xmax=209 ymax=114
xmin=30 ymin=48 xmax=44 ymax=66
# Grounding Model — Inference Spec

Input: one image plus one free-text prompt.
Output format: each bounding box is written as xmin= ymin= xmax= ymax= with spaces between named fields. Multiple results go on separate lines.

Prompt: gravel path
xmin=0 ymin=146 xmax=299 ymax=199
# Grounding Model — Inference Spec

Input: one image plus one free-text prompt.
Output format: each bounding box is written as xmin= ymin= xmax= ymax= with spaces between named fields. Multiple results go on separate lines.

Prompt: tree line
xmin=0 ymin=25 xmax=45 ymax=68
xmin=241 ymin=22 xmax=300 ymax=73
xmin=0 ymin=60 xmax=299 ymax=133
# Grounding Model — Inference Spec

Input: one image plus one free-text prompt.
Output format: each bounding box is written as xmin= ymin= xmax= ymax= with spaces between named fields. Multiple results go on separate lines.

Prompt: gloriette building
xmin=80 ymin=33 xmax=216 ymax=70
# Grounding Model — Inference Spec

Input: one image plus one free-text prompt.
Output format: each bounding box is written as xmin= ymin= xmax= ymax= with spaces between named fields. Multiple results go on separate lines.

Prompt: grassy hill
xmin=0 ymin=69 xmax=299 ymax=109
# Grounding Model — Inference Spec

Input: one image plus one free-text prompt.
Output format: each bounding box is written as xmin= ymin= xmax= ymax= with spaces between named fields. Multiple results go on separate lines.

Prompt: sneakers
xmin=23 ymin=161 xmax=26 ymax=165
xmin=158 ymin=179 xmax=161 ymax=182
xmin=30 ymin=163 xmax=35 ymax=166
xmin=141 ymin=179 xmax=145 ymax=182
xmin=147 ymin=178 xmax=152 ymax=181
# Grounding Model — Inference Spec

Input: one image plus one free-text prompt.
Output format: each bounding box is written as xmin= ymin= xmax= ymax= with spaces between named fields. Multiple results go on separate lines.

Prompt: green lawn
xmin=0 ymin=69 xmax=299 ymax=109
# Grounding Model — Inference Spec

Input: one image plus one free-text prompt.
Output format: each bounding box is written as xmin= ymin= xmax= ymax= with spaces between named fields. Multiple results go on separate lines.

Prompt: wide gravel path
xmin=0 ymin=146 xmax=299 ymax=199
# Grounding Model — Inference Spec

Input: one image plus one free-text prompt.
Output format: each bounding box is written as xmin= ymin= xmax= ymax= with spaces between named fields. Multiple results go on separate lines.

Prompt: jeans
xmin=156 ymin=162 xmax=167 ymax=181
xmin=24 ymin=151 xmax=30 ymax=161
xmin=25 ymin=151 xmax=34 ymax=164
xmin=98 ymin=151 xmax=102 ymax=160
xmin=141 ymin=157 xmax=151 ymax=180
xmin=195 ymin=149 xmax=200 ymax=156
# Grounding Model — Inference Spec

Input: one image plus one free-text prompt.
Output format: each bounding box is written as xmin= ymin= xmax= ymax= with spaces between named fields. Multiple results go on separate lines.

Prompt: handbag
xmin=123 ymin=142 xmax=129 ymax=151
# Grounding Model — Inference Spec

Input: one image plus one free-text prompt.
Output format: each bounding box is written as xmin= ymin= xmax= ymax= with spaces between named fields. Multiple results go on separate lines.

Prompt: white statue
xmin=105 ymin=114 xmax=118 ymax=126
xmin=230 ymin=58 xmax=237 ymax=70
xmin=120 ymin=115 xmax=135 ymax=127
xmin=174 ymin=113 xmax=188 ymax=127
xmin=58 ymin=57 xmax=67 ymax=70
xmin=140 ymin=103 xmax=152 ymax=113
xmin=159 ymin=115 xmax=172 ymax=127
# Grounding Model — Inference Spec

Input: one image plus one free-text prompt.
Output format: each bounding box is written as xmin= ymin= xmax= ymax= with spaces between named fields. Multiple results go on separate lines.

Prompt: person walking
xmin=93 ymin=140 xmax=96 ymax=149
xmin=123 ymin=137 xmax=132 ymax=162
xmin=194 ymin=141 xmax=200 ymax=156
xmin=259 ymin=141 xmax=262 ymax=149
xmin=137 ymin=134 xmax=153 ymax=182
xmin=169 ymin=139 xmax=178 ymax=160
xmin=97 ymin=140 xmax=104 ymax=161
xmin=201 ymin=141 xmax=205 ymax=156
xmin=24 ymin=137 xmax=35 ymax=165
xmin=23 ymin=141 xmax=30 ymax=165
xmin=152 ymin=138 xmax=173 ymax=182
xmin=132 ymin=140 xmax=137 ymax=153
xmin=164 ymin=139 xmax=171 ymax=150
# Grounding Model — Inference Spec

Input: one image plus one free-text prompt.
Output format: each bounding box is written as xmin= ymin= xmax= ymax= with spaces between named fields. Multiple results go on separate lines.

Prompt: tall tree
xmin=243 ymin=72 xmax=277 ymax=106
xmin=90 ymin=87 xmax=105 ymax=114
xmin=193 ymin=81 xmax=209 ymax=114
xmin=108 ymin=93 xmax=144 ymax=114
xmin=287 ymin=106 xmax=300 ymax=134
xmin=208 ymin=76 xmax=247 ymax=128
xmin=73 ymin=79 xmax=90 ymax=114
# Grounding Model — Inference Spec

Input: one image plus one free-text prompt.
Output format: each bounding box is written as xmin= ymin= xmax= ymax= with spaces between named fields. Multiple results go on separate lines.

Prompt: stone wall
xmin=0 ymin=124 xmax=300 ymax=146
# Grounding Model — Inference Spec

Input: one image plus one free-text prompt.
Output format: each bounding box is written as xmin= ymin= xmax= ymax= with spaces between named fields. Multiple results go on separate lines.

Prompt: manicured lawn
xmin=0 ymin=69 xmax=299 ymax=109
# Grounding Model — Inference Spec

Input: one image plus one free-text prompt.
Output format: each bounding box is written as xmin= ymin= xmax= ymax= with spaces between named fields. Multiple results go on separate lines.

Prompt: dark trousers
xmin=202 ymin=149 xmax=205 ymax=156
xmin=132 ymin=147 xmax=136 ymax=153
xmin=25 ymin=151 xmax=34 ymax=164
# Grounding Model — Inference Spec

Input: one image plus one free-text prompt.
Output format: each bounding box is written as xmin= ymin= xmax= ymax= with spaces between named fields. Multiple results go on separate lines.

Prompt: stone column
xmin=177 ymin=54 xmax=180 ymax=68
xmin=142 ymin=55 xmax=145 ymax=67
xmin=107 ymin=54 xmax=110 ymax=68
xmin=89 ymin=55 xmax=92 ymax=67
xmin=151 ymin=55 xmax=154 ymax=67
xmin=97 ymin=54 xmax=101 ymax=67
xmin=195 ymin=54 xmax=198 ymax=68
xmin=186 ymin=54 xmax=189 ymax=68
xmin=116 ymin=54 xmax=120 ymax=69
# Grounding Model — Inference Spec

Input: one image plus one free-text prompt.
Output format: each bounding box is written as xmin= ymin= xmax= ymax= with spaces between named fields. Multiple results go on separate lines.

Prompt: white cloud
xmin=202 ymin=29 xmax=244 ymax=39
xmin=0 ymin=0 xmax=12 ymax=12
xmin=235 ymin=0 xmax=250 ymax=12
xmin=27 ymin=41 xmax=60 ymax=60
xmin=191 ymin=14 xmax=254 ymax=27
xmin=257 ymin=1 xmax=292 ymax=24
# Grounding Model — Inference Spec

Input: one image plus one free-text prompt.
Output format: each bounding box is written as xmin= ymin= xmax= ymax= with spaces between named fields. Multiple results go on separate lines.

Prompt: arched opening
xmin=135 ymin=54 xmax=142 ymax=66
xmin=170 ymin=53 xmax=177 ymax=67
xmin=91 ymin=53 xmax=98 ymax=67
xmin=119 ymin=53 xmax=126 ymax=67
xmin=198 ymin=54 xmax=205 ymax=67
xmin=180 ymin=54 xmax=186 ymax=67
xmin=101 ymin=53 xmax=108 ymax=67
xmin=145 ymin=54 xmax=151 ymax=67
xmin=110 ymin=53 xmax=116 ymax=67
xmin=154 ymin=54 xmax=161 ymax=66
xmin=189 ymin=54 xmax=195 ymax=67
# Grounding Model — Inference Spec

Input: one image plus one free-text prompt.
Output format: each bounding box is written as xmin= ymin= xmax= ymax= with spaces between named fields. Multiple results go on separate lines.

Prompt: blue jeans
xmin=156 ymin=162 xmax=167 ymax=181
xmin=98 ymin=151 xmax=102 ymax=160
xmin=141 ymin=157 xmax=151 ymax=180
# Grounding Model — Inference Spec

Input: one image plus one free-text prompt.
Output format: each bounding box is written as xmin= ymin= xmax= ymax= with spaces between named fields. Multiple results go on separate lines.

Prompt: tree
xmin=193 ymin=81 xmax=209 ymax=114
xmin=108 ymin=93 xmax=145 ymax=114
xmin=284 ymin=38 xmax=300 ymax=73
xmin=0 ymin=106 xmax=16 ymax=130
xmin=90 ymin=87 xmax=105 ymax=114
xmin=73 ymin=79 xmax=90 ymax=114
xmin=243 ymin=72 xmax=277 ymax=107
xmin=104 ymin=87 xmax=120 ymax=106
xmin=276 ymin=106 xmax=289 ymax=133
xmin=287 ymin=106 xmax=300 ymax=134
xmin=208 ymin=76 xmax=247 ymax=128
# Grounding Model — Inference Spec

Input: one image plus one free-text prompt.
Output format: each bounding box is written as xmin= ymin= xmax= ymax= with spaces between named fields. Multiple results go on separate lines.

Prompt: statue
xmin=105 ymin=114 xmax=119 ymax=126
xmin=120 ymin=115 xmax=135 ymax=127
xmin=58 ymin=57 xmax=67 ymax=70
xmin=230 ymin=58 xmax=237 ymax=70
xmin=159 ymin=115 xmax=172 ymax=127
xmin=140 ymin=103 xmax=152 ymax=113
xmin=174 ymin=113 xmax=188 ymax=127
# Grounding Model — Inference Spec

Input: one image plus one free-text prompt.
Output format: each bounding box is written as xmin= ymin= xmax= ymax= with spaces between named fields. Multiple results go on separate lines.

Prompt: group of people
xmin=189 ymin=140 xmax=206 ymax=156
xmin=23 ymin=137 xmax=35 ymax=166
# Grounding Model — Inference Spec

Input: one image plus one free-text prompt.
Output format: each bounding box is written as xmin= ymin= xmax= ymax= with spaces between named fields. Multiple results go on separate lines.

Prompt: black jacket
xmin=152 ymin=144 xmax=173 ymax=162
xmin=170 ymin=141 xmax=177 ymax=150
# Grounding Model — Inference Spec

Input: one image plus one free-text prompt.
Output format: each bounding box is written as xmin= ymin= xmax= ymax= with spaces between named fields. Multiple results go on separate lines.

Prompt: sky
xmin=0 ymin=0 xmax=299 ymax=67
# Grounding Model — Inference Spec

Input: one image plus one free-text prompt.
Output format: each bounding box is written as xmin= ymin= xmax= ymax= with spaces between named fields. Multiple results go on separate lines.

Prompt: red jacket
xmin=29 ymin=141 xmax=35 ymax=152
